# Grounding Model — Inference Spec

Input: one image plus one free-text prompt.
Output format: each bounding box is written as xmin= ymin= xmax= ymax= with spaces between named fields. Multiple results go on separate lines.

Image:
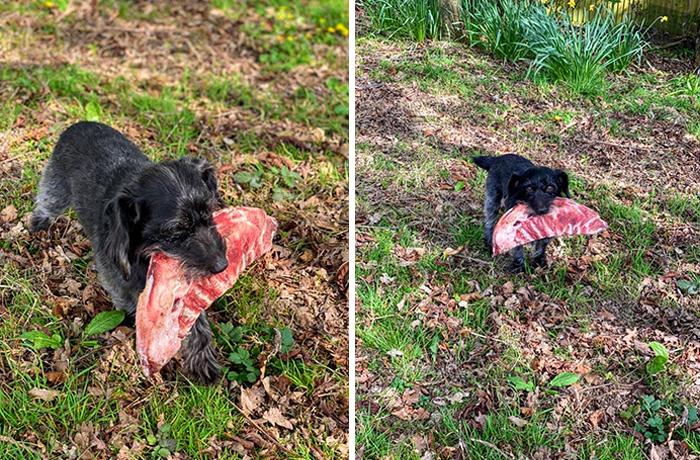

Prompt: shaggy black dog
xmin=473 ymin=154 xmax=570 ymax=273
xmin=30 ymin=121 xmax=228 ymax=384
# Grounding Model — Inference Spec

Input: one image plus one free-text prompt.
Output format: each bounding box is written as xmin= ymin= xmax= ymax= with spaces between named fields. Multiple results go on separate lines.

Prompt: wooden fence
xmin=556 ymin=0 xmax=700 ymax=36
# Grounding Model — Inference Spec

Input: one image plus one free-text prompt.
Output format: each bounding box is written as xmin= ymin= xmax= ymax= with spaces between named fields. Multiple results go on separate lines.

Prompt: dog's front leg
xmin=532 ymin=237 xmax=553 ymax=268
xmin=183 ymin=312 xmax=222 ymax=385
xmin=483 ymin=191 xmax=502 ymax=253
xmin=509 ymin=245 xmax=525 ymax=273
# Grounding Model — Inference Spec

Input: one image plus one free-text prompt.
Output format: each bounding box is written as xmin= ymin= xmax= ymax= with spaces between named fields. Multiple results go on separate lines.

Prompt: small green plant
xmin=634 ymin=395 xmax=667 ymax=443
xmin=646 ymin=341 xmax=669 ymax=375
xmin=676 ymin=278 xmax=699 ymax=295
xmin=669 ymin=73 xmax=700 ymax=97
xmin=507 ymin=376 xmax=535 ymax=392
xmin=214 ymin=323 xmax=260 ymax=384
xmin=20 ymin=310 xmax=125 ymax=350
xmin=20 ymin=330 xmax=63 ymax=350
xmin=549 ymin=371 xmax=579 ymax=388
xmin=146 ymin=423 xmax=177 ymax=458
xmin=626 ymin=395 xmax=698 ymax=444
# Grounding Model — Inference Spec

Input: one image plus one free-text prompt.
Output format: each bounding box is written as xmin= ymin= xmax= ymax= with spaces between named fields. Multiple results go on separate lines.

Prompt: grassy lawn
xmin=0 ymin=1 xmax=348 ymax=458
xmin=354 ymin=27 xmax=700 ymax=460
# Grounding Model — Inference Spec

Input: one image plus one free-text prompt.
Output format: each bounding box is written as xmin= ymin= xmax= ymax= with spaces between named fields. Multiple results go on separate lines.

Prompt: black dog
xmin=30 ymin=121 xmax=228 ymax=384
xmin=472 ymin=154 xmax=570 ymax=272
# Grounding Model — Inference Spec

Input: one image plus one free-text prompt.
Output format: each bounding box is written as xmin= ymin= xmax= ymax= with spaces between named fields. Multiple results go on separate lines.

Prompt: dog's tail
xmin=472 ymin=155 xmax=495 ymax=171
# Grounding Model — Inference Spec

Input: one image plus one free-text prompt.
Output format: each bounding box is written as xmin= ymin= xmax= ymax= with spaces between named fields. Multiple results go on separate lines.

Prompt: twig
xmin=469 ymin=439 xmax=515 ymax=460
xmin=468 ymin=330 xmax=513 ymax=347
xmin=355 ymin=83 xmax=387 ymax=90
xmin=576 ymin=139 xmax=655 ymax=153
xmin=577 ymin=377 xmax=644 ymax=394
xmin=651 ymin=38 xmax=687 ymax=51
xmin=0 ymin=435 xmax=43 ymax=458
xmin=0 ymin=152 xmax=30 ymax=165
xmin=453 ymin=253 xmax=490 ymax=265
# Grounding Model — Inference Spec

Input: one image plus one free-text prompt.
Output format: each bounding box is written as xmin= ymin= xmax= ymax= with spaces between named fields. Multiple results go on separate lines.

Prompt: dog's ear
xmin=104 ymin=189 xmax=140 ymax=280
xmin=180 ymin=157 xmax=223 ymax=205
xmin=507 ymin=173 xmax=523 ymax=200
xmin=555 ymin=170 xmax=571 ymax=198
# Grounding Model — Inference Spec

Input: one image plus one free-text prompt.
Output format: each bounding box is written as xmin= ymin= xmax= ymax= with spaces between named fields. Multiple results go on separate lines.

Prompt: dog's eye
xmin=527 ymin=186 xmax=535 ymax=192
xmin=546 ymin=186 xmax=555 ymax=193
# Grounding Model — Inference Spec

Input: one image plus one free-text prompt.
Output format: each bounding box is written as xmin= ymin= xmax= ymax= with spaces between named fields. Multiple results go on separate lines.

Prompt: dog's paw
xmin=509 ymin=261 xmax=525 ymax=274
xmin=532 ymin=256 xmax=548 ymax=269
xmin=29 ymin=213 xmax=50 ymax=234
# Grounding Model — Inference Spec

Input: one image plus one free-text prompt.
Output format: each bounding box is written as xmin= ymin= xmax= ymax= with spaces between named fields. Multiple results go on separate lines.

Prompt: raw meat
xmin=492 ymin=197 xmax=607 ymax=255
xmin=136 ymin=207 xmax=277 ymax=376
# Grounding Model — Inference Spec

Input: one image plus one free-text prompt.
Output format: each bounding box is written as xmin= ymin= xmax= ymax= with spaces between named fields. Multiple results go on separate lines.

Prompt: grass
xmin=0 ymin=0 xmax=348 ymax=458
xmin=360 ymin=0 xmax=442 ymax=42
xmin=361 ymin=0 xmax=658 ymax=95
xmin=355 ymin=30 xmax=700 ymax=460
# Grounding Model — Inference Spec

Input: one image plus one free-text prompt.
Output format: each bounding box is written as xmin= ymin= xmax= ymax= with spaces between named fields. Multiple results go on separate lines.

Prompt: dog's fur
xmin=472 ymin=154 xmax=570 ymax=272
xmin=30 ymin=121 xmax=229 ymax=384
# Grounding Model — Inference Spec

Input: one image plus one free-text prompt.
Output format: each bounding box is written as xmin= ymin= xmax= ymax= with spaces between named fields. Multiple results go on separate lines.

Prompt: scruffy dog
xmin=30 ymin=121 xmax=228 ymax=384
xmin=472 ymin=154 xmax=570 ymax=273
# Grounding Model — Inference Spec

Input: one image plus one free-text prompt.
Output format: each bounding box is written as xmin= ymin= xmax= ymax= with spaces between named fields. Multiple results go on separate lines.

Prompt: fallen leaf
xmin=386 ymin=349 xmax=404 ymax=358
xmin=29 ymin=388 xmax=61 ymax=402
xmin=0 ymin=205 xmax=17 ymax=224
xmin=508 ymin=416 xmax=528 ymax=428
xmin=262 ymin=407 xmax=293 ymax=429
xmin=240 ymin=386 xmax=265 ymax=415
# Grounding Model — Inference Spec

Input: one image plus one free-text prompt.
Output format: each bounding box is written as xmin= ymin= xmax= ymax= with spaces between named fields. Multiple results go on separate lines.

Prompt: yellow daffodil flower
xmin=661 ymin=16 xmax=668 ymax=22
xmin=568 ymin=0 xmax=575 ymax=7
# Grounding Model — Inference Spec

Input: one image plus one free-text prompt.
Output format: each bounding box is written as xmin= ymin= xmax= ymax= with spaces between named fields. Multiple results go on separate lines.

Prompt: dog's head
xmin=104 ymin=157 xmax=228 ymax=280
xmin=507 ymin=166 xmax=570 ymax=215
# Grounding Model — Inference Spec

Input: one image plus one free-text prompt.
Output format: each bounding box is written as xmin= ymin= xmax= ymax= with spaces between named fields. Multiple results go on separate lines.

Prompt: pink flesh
xmin=492 ymin=197 xmax=607 ymax=256
xmin=135 ymin=207 xmax=277 ymax=376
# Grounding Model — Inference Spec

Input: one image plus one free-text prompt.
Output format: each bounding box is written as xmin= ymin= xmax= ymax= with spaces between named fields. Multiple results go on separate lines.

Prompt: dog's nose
xmin=536 ymin=206 xmax=549 ymax=215
xmin=211 ymin=257 xmax=229 ymax=274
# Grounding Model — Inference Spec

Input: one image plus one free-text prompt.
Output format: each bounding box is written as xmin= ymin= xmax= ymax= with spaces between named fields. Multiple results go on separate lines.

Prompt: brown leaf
xmin=589 ymin=409 xmax=603 ymax=429
xmin=0 ymin=205 xmax=17 ymax=224
xmin=262 ymin=407 xmax=294 ymax=429
xmin=28 ymin=388 xmax=61 ymax=402
xmin=240 ymin=386 xmax=265 ymax=415
xmin=508 ymin=416 xmax=528 ymax=428
xmin=650 ymin=444 xmax=670 ymax=460
xmin=53 ymin=296 xmax=78 ymax=319
xmin=45 ymin=371 xmax=66 ymax=385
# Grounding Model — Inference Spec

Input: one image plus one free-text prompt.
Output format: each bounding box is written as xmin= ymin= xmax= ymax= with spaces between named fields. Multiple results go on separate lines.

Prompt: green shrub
xmin=525 ymin=6 xmax=648 ymax=94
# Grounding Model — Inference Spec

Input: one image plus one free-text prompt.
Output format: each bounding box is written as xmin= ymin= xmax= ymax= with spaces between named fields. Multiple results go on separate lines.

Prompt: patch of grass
xmin=438 ymin=407 xmax=567 ymax=458
xmin=361 ymin=0 xmax=442 ymax=42
xmin=143 ymin=386 xmax=244 ymax=455
xmin=578 ymin=433 xmax=644 ymax=460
